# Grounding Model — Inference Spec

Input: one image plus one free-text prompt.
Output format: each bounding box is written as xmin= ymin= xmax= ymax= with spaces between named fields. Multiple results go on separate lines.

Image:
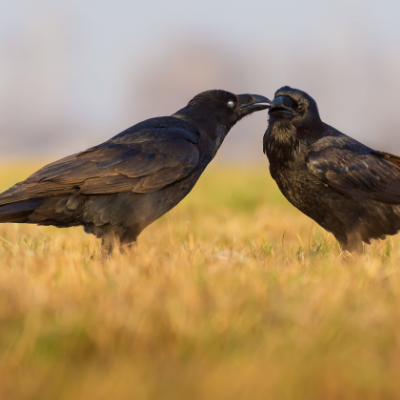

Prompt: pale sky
xmin=1 ymin=0 xmax=400 ymax=160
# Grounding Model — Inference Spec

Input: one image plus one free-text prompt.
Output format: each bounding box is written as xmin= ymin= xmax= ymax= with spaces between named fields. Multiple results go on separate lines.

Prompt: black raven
xmin=263 ymin=86 xmax=400 ymax=253
xmin=0 ymin=90 xmax=270 ymax=256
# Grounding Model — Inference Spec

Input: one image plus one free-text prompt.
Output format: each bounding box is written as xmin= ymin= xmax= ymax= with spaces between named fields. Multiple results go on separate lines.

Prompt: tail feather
xmin=0 ymin=198 xmax=45 ymax=223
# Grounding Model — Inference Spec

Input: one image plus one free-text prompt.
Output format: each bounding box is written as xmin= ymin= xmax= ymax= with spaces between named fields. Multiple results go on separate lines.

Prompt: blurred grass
xmin=0 ymin=161 xmax=400 ymax=399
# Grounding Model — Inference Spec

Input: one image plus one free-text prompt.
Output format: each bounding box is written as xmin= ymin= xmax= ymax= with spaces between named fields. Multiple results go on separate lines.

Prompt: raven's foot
xmin=340 ymin=250 xmax=353 ymax=261
xmin=119 ymin=241 xmax=138 ymax=254
xmin=340 ymin=232 xmax=363 ymax=254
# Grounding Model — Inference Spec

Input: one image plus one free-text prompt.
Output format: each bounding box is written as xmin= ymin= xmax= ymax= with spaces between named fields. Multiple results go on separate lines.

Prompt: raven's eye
xmin=227 ymin=101 xmax=235 ymax=108
xmin=297 ymin=104 xmax=304 ymax=112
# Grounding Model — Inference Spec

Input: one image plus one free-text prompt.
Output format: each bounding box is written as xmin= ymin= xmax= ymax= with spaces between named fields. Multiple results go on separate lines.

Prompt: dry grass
xmin=1 ymin=161 xmax=400 ymax=399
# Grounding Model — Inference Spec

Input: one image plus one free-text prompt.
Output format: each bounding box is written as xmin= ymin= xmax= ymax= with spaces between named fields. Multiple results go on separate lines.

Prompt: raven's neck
xmin=173 ymin=111 xmax=230 ymax=158
xmin=263 ymin=120 xmax=300 ymax=166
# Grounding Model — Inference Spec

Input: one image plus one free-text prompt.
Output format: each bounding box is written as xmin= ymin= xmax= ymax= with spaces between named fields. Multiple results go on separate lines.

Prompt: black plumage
xmin=0 ymin=90 xmax=270 ymax=256
xmin=263 ymin=86 xmax=400 ymax=253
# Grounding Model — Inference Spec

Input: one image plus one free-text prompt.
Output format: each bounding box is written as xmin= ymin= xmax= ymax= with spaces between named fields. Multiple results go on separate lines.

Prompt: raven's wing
xmin=307 ymin=148 xmax=400 ymax=204
xmin=0 ymin=128 xmax=199 ymax=205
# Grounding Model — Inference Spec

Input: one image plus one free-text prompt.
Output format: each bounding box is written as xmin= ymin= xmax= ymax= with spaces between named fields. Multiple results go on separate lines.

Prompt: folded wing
xmin=307 ymin=147 xmax=400 ymax=205
xmin=0 ymin=129 xmax=199 ymax=205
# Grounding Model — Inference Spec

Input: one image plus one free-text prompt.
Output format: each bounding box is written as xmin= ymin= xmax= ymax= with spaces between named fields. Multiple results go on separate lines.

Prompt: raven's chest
xmin=266 ymin=138 xmax=307 ymax=184
xmin=266 ymin=142 xmax=319 ymax=208
xmin=273 ymin=163 xmax=313 ymax=202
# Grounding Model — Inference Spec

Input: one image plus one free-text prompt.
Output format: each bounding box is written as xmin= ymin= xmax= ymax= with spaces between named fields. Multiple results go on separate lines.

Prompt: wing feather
xmin=0 ymin=129 xmax=199 ymax=205
xmin=307 ymin=148 xmax=400 ymax=204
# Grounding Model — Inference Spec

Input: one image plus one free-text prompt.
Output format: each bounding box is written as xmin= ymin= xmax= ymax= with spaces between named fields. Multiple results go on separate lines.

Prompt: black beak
xmin=237 ymin=94 xmax=271 ymax=115
xmin=269 ymin=96 xmax=295 ymax=114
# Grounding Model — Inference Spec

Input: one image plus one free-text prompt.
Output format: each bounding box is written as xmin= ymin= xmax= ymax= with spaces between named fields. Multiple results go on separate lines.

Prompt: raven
xmin=263 ymin=86 xmax=400 ymax=253
xmin=0 ymin=90 xmax=270 ymax=256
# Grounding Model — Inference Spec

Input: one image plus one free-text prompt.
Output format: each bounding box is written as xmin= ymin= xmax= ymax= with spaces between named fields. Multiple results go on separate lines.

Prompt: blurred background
xmin=1 ymin=0 xmax=399 ymax=162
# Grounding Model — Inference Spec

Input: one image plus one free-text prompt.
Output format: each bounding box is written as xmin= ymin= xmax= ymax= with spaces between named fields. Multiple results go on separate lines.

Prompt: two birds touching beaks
xmin=1 ymin=87 xmax=400 ymax=257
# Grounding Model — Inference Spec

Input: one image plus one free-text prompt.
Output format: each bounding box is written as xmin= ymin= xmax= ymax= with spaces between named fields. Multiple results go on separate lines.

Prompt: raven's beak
xmin=269 ymin=96 xmax=295 ymax=113
xmin=237 ymin=94 xmax=271 ymax=115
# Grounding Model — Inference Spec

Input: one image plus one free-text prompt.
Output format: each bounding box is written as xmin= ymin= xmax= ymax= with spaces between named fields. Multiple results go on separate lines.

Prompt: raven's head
xmin=176 ymin=90 xmax=271 ymax=132
xmin=268 ymin=86 xmax=321 ymax=128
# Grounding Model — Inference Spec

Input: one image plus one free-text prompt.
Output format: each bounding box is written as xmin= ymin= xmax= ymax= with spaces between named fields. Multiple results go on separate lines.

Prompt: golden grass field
xmin=1 ymin=160 xmax=400 ymax=399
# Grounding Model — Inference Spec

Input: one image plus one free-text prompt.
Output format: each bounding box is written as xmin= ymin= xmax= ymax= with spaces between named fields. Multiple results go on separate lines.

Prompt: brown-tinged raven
xmin=0 ymin=90 xmax=270 ymax=256
xmin=263 ymin=86 xmax=400 ymax=253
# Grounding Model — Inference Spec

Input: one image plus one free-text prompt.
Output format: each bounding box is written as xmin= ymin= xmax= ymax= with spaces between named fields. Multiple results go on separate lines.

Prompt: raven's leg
xmin=119 ymin=228 xmax=139 ymax=253
xmin=101 ymin=232 xmax=120 ymax=259
xmin=340 ymin=231 xmax=363 ymax=254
